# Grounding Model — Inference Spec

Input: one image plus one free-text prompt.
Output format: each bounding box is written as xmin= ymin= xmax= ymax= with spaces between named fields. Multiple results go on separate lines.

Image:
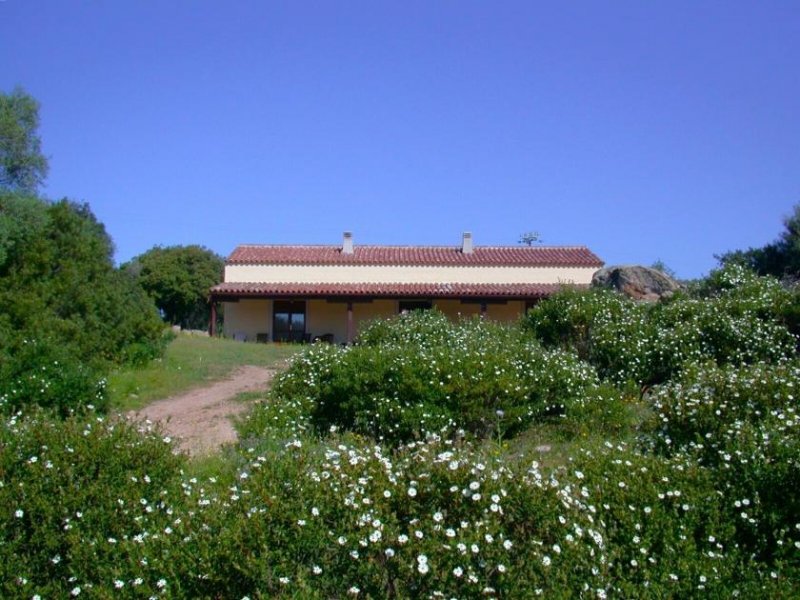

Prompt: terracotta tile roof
xmin=226 ymin=244 xmax=603 ymax=268
xmin=210 ymin=281 xmax=582 ymax=299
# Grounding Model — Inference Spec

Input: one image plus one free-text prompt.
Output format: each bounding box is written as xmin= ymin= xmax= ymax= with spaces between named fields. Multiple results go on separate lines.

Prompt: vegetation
xmin=0 ymin=88 xmax=48 ymax=193
xmin=2 ymin=91 xmax=797 ymax=595
xmin=718 ymin=202 xmax=800 ymax=279
xmin=3 ymin=264 xmax=799 ymax=597
xmin=0 ymin=89 xmax=167 ymax=414
xmin=123 ymin=245 xmax=224 ymax=330
xmin=107 ymin=334 xmax=299 ymax=411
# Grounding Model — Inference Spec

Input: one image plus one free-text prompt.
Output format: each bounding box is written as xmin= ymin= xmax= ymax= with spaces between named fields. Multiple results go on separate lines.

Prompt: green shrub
xmin=0 ymin=408 xmax=185 ymax=598
xmin=524 ymin=266 xmax=796 ymax=388
xmin=267 ymin=311 xmax=600 ymax=444
xmin=0 ymin=338 xmax=107 ymax=415
xmin=647 ymin=361 xmax=800 ymax=567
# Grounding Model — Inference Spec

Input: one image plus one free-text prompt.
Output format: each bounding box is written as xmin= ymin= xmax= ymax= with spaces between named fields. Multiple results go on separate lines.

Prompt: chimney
xmin=342 ymin=231 xmax=354 ymax=254
xmin=461 ymin=231 xmax=473 ymax=254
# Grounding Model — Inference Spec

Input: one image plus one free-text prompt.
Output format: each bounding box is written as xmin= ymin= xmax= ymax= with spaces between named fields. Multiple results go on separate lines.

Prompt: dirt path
xmin=129 ymin=365 xmax=278 ymax=456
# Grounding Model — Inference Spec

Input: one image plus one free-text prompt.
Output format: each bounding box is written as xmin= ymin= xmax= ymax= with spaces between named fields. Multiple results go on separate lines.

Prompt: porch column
xmin=209 ymin=301 xmax=217 ymax=337
xmin=480 ymin=301 xmax=487 ymax=318
xmin=346 ymin=301 xmax=354 ymax=344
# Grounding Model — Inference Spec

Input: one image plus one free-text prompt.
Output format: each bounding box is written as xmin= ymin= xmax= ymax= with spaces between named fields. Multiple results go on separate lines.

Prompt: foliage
xmin=3 ymin=250 xmax=800 ymax=598
xmin=4 ymin=400 xmax=797 ymax=598
xmin=0 ymin=87 xmax=48 ymax=193
xmin=268 ymin=311 xmax=601 ymax=444
xmin=0 ymin=197 xmax=167 ymax=412
xmin=647 ymin=361 xmax=800 ymax=567
xmin=524 ymin=265 xmax=796 ymax=387
xmin=107 ymin=333 xmax=299 ymax=411
xmin=717 ymin=202 xmax=800 ymax=279
xmin=123 ymin=244 xmax=224 ymax=330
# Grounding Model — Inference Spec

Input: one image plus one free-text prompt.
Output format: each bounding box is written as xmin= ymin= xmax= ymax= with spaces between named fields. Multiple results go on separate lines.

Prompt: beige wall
xmin=487 ymin=300 xmax=526 ymax=322
xmin=225 ymin=264 xmax=597 ymax=285
xmin=223 ymin=298 xmax=529 ymax=344
xmin=434 ymin=299 xmax=480 ymax=320
xmin=354 ymin=300 xmax=397 ymax=337
xmin=223 ymin=299 xmax=271 ymax=341
xmin=306 ymin=300 xmax=347 ymax=342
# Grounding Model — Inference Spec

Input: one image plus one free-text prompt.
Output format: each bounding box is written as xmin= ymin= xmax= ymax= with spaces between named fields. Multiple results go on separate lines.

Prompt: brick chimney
xmin=342 ymin=231 xmax=354 ymax=254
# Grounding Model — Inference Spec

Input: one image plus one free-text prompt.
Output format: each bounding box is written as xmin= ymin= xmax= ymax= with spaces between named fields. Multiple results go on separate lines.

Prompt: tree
xmin=0 ymin=198 xmax=167 ymax=412
xmin=717 ymin=203 xmax=800 ymax=280
xmin=124 ymin=245 xmax=224 ymax=329
xmin=0 ymin=87 xmax=49 ymax=193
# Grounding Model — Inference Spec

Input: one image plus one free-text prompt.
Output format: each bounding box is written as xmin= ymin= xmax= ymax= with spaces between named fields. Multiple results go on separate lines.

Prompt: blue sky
xmin=2 ymin=1 xmax=798 ymax=278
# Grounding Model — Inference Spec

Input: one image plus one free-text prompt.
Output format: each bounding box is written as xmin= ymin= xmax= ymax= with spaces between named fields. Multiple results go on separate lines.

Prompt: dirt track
xmin=129 ymin=365 xmax=277 ymax=456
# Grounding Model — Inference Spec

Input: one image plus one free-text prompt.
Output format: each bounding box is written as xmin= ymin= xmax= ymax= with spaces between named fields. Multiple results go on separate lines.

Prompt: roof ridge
xmin=233 ymin=243 xmax=594 ymax=250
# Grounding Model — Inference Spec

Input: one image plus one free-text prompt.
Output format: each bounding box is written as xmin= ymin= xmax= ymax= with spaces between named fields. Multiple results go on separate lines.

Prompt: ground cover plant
xmin=2 ymin=266 xmax=799 ymax=598
xmin=106 ymin=333 xmax=299 ymax=411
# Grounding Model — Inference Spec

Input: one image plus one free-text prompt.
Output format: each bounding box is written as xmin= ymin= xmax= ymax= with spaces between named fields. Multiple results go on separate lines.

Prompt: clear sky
xmin=2 ymin=1 xmax=798 ymax=278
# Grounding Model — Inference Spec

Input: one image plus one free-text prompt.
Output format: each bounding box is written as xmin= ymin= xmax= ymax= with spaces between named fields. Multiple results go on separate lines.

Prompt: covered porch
xmin=208 ymin=282 xmax=563 ymax=344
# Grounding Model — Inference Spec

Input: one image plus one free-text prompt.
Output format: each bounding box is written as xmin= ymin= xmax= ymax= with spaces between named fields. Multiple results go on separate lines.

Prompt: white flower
xmin=70 ymin=587 xmax=81 ymax=597
xmin=408 ymin=487 xmax=417 ymax=498
xmin=114 ymin=580 xmax=124 ymax=589
xmin=156 ymin=579 xmax=167 ymax=589
xmin=14 ymin=509 xmax=23 ymax=518
xmin=453 ymin=566 xmax=464 ymax=577
xmin=312 ymin=565 xmax=322 ymax=575
xmin=433 ymin=511 xmax=443 ymax=522
xmin=503 ymin=540 xmax=513 ymax=550
xmin=542 ymin=555 xmax=552 ymax=567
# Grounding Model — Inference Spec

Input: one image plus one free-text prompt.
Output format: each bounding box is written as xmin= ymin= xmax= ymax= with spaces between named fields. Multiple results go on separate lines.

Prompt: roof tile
xmin=226 ymin=244 xmax=603 ymax=267
xmin=210 ymin=281 xmax=582 ymax=299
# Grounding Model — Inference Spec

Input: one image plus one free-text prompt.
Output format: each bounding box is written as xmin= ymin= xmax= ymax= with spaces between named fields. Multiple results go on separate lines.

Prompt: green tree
xmin=718 ymin=203 xmax=800 ymax=279
xmin=124 ymin=245 xmax=224 ymax=329
xmin=0 ymin=198 xmax=167 ymax=412
xmin=0 ymin=87 xmax=49 ymax=193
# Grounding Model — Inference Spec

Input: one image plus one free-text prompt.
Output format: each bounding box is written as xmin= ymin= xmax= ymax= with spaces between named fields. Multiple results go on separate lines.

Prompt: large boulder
xmin=592 ymin=265 xmax=681 ymax=301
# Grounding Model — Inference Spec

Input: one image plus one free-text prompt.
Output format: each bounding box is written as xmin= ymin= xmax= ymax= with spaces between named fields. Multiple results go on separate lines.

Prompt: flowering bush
xmin=3 ymin=265 xmax=800 ymax=598
xmin=0 ymin=408 xmax=184 ymax=598
xmin=0 ymin=338 xmax=107 ymax=415
xmin=525 ymin=266 xmax=796 ymax=387
xmin=648 ymin=361 xmax=800 ymax=568
xmin=267 ymin=311 xmax=601 ymax=444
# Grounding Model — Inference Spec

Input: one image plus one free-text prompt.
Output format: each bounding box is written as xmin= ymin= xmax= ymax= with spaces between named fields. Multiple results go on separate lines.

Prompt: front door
xmin=273 ymin=300 xmax=306 ymax=342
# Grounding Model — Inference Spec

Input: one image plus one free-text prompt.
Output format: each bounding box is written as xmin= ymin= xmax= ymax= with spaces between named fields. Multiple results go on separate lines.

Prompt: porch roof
xmin=210 ymin=281 xmax=580 ymax=300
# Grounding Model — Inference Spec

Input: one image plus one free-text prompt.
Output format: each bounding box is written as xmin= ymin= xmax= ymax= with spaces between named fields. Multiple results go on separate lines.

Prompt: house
xmin=209 ymin=232 xmax=603 ymax=343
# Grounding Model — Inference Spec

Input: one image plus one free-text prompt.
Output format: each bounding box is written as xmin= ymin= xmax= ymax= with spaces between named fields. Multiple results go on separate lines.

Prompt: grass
xmin=107 ymin=334 xmax=299 ymax=411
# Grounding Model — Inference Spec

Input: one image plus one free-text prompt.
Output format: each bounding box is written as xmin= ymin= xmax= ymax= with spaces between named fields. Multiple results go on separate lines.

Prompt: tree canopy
xmin=0 ymin=88 xmax=167 ymax=413
xmin=0 ymin=88 xmax=49 ymax=193
xmin=123 ymin=245 xmax=224 ymax=329
xmin=718 ymin=203 xmax=800 ymax=279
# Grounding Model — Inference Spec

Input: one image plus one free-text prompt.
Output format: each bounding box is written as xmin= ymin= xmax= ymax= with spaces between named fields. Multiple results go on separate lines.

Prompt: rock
xmin=592 ymin=265 xmax=681 ymax=302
